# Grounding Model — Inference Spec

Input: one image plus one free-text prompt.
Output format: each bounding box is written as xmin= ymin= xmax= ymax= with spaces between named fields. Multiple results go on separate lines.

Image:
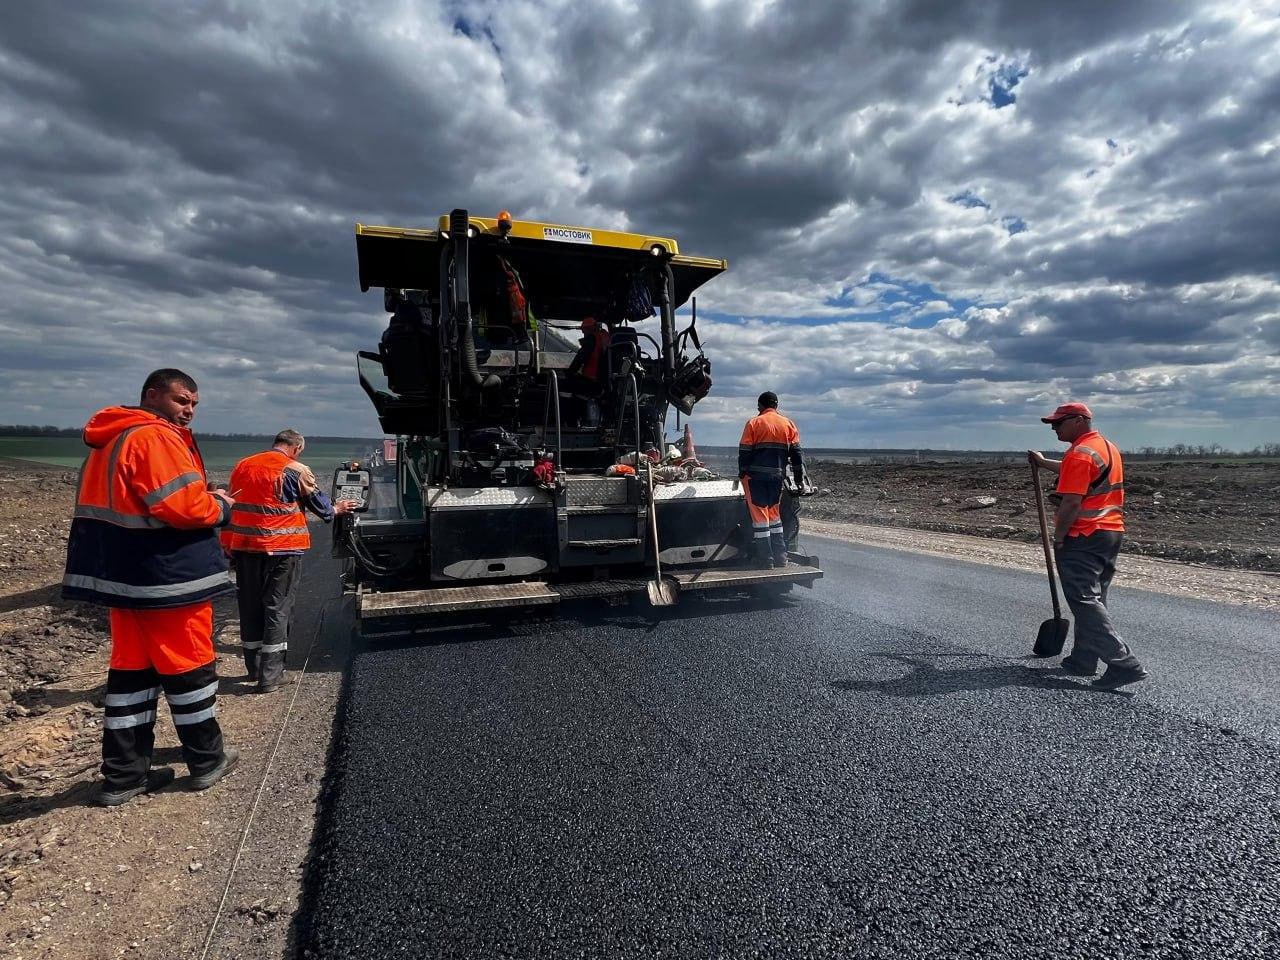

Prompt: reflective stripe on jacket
xmin=221 ymin=450 xmax=311 ymax=553
xmin=738 ymin=408 xmax=803 ymax=479
xmin=1056 ymin=431 xmax=1125 ymax=536
xmin=62 ymin=407 xmax=233 ymax=609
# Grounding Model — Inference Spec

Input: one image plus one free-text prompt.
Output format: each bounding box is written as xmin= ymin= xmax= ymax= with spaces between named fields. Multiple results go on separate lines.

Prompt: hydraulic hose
xmin=660 ymin=263 xmax=677 ymax=375
xmin=450 ymin=208 xmax=500 ymax=391
xmin=341 ymin=519 xmax=417 ymax=578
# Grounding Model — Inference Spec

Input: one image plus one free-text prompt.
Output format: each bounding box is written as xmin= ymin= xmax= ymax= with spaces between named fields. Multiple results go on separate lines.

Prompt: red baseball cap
xmin=1041 ymin=402 xmax=1093 ymax=423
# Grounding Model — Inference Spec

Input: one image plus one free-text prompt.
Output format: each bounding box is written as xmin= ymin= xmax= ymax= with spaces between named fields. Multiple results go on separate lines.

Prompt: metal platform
xmin=357 ymin=561 xmax=822 ymax=622
xmin=671 ymin=563 xmax=823 ymax=592
xmin=359 ymin=581 xmax=560 ymax=619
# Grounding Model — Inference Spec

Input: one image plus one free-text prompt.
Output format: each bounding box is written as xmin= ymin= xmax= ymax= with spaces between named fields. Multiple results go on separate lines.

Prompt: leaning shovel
xmin=1030 ymin=461 xmax=1069 ymax=656
xmin=645 ymin=462 xmax=678 ymax=607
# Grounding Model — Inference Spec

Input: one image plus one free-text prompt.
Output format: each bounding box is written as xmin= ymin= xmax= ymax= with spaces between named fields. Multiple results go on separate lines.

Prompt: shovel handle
xmin=647 ymin=462 xmax=662 ymax=579
xmin=1030 ymin=462 xmax=1063 ymax=620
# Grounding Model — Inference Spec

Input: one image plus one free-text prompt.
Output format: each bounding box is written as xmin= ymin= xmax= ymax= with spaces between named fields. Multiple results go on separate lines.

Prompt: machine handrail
xmin=542 ymin=368 xmax=563 ymax=467
xmin=612 ymin=371 xmax=642 ymax=467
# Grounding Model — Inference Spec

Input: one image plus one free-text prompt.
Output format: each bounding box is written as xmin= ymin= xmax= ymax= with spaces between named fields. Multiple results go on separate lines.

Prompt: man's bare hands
xmin=211 ymin=487 xmax=236 ymax=509
xmin=1027 ymin=450 xmax=1048 ymax=469
xmin=333 ymin=499 xmax=360 ymax=516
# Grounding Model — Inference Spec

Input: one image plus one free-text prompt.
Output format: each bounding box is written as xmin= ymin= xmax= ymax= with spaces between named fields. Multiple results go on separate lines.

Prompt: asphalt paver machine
xmin=335 ymin=209 xmax=821 ymax=633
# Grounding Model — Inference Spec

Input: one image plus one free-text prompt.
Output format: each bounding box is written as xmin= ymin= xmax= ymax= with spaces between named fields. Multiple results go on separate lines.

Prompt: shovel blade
xmin=647 ymin=578 xmax=678 ymax=607
xmin=1033 ymin=617 xmax=1070 ymax=657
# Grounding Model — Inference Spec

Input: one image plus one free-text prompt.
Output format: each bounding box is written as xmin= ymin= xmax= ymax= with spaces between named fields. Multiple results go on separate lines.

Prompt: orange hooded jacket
xmin=61 ymin=407 xmax=233 ymax=609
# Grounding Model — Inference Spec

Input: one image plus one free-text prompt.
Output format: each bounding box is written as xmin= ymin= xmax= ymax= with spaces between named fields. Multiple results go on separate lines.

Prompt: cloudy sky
xmin=1 ymin=0 xmax=1277 ymax=450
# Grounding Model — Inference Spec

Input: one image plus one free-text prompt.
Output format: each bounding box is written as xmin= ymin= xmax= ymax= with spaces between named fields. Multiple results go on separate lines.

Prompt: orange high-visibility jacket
xmin=1056 ymin=430 xmax=1125 ymax=536
xmin=221 ymin=450 xmax=312 ymax=553
xmin=62 ymin=407 xmax=233 ymax=609
xmin=738 ymin=408 xmax=804 ymax=479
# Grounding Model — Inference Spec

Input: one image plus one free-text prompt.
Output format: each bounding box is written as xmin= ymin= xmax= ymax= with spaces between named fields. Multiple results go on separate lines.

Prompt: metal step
xmin=357 ymin=563 xmax=825 ymax=622
xmin=566 ymin=504 xmax=640 ymax=516
xmin=565 ymin=538 xmax=643 ymax=549
xmin=671 ymin=564 xmax=823 ymax=592
xmin=359 ymin=581 xmax=559 ymax=619
xmin=563 ymin=476 xmax=631 ymax=506
xmin=552 ymin=578 xmax=652 ymax=599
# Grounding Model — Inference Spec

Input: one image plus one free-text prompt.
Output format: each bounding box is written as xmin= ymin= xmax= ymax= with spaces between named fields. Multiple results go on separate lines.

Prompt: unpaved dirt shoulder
xmin=801 ymin=457 xmax=1280 ymax=573
xmin=1 ymin=577 xmax=347 ymax=960
xmin=801 ymin=518 xmax=1279 ymax=611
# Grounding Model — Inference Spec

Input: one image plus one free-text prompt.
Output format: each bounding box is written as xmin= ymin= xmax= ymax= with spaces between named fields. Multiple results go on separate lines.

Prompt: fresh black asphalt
xmin=298 ymin=536 xmax=1280 ymax=958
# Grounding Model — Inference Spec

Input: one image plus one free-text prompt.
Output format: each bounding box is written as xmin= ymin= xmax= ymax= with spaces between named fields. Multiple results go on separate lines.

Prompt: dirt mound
xmin=803 ymin=458 xmax=1279 ymax=573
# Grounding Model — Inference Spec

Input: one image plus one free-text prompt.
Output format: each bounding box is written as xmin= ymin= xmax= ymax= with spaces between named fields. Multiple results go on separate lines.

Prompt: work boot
xmin=1092 ymin=665 xmax=1149 ymax=691
xmin=769 ymin=533 xmax=788 ymax=568
xmin=190 ymin=748 xmax=240 ymax=791
xmin=750 ymin=539 xmax=773 ymax=569
xmin=95 ymin=767 xmax=175 ymax=808
xmin=1059 ymin=657 xmax=1097 ymax=677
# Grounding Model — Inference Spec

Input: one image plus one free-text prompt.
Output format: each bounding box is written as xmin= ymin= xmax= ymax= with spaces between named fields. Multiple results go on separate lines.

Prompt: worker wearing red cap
xmin=739 ymin=392 xmax=805 ymax=568
xmin=1029 ymin=402 xmax=1148 ymax=690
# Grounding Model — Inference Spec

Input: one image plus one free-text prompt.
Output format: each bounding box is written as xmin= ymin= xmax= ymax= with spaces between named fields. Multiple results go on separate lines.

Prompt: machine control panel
xmin=332 ymin=464 xmax=371 ymax=512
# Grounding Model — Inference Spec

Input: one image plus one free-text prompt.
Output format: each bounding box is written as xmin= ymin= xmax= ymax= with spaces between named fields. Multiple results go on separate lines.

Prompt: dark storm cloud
xmin=0 ymin=0 xmax=1275 ymax=448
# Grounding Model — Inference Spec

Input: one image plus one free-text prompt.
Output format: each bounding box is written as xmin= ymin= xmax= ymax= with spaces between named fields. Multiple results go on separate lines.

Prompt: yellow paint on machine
xmin=355 ymin=217 xmax=726 ymax=268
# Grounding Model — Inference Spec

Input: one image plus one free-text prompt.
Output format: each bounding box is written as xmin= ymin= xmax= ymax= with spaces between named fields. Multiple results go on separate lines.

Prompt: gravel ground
xmin=799 ymin=457 xmax=1280 ymax=572
xmin=0 ymin=459 xmax=350 ymax=960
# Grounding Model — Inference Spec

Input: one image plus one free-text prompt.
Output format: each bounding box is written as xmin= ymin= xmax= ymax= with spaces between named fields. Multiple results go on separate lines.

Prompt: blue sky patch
xmin=1002 ymin=216 xmax=1028 ymax=235
xmin=826 ymin=273 xmax=982 ymax=328
xmin=452 ymin=12 xmax=501 ymax=53
xmin=682 ymin=273 xmax=984 ymax=330
xmin=989 ymin=62 xmax=1029 ymax=108
xmin=949 ymin=189 xmax=990 ymax=209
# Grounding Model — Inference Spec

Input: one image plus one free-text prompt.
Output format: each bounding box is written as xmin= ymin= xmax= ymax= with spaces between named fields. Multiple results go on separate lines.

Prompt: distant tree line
xmin=0 ymin=424 xmax=375 ymax=443
xmin=1130 ymin=442 xmax=1280 ymax=458
xmin=0 ymin=424 xmax=80 ymax=437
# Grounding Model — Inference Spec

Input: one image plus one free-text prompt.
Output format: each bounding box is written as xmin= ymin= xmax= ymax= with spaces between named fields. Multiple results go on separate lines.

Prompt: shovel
xmin=645 ymin=462 xmax=678 ymax=607
xmin=1030 ymin=461 xmax=1070 ymax=657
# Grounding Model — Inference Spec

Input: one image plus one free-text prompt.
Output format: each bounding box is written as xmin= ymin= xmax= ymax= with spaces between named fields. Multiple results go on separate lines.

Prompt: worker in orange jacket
xmin=566 ymin=316 xmax=611 ymax=427
xmin=738 ymin=391 xmax=806 ymax=568
xmin=222 ymin=430 xmax=357 ymax=692
xmin=62 ymin=369 xmax=240 ymax=806
xmin=1030 ymin=402 xmax=1148 ymax=690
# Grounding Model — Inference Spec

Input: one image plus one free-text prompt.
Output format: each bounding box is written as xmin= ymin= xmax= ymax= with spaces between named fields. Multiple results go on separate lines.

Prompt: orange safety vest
xmin=738 ymin=408 xmax=802 ymax=478
xmin=221 ymin=450 xmax=312 ymax=553
xmin=1057 ymin=431 xmax=1125 ymax=537
xmin=578 ymin=326 xmax=611 ymax=381
xmin=62 ymin=407 xmax=233 ymax=609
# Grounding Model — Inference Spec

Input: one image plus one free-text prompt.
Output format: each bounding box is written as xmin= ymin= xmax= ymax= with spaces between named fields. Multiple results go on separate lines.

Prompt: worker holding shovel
xmin=1029 ymin=402 xmax=1149 ymax=691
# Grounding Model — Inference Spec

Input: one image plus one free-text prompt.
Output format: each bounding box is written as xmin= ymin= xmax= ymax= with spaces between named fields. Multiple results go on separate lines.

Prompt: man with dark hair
xmin=738 ymin=391 xmax=806 ymax=568
xmin=223 ymin=430 xmax=357 ymax=692
xmin=63 ymin=368 xmax=240 ymax=806
xmin=139 ymin=368 xmax=199 ymax=404
xmin=1030 ymin=402 xmax=1148 ymax=690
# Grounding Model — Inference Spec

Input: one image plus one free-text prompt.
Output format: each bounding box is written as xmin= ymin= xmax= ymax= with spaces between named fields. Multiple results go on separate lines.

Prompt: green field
xmin=0 ymin=437 xmax=373 ymax=479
